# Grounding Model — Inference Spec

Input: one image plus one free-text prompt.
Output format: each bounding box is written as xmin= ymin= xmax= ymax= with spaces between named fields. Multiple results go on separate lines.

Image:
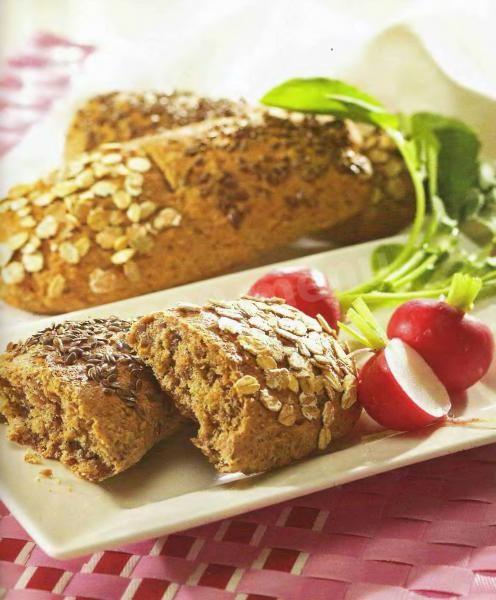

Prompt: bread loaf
xmin=65 ymin=90 xmax=247 ymax=160
xmin=0 ymin=112 xmax=389 ymax=314
xmin=65 ymin=92 xmax=414 ymax=243
xmin=128 ymin=297 xmax=360 ymax=473
xmin=0 ymin=317 xmax=183 ymax=481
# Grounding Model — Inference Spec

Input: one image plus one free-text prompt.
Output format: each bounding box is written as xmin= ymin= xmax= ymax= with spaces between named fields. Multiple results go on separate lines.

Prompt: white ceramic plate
xmin=1 ymin=237 xmax=495 ymax=559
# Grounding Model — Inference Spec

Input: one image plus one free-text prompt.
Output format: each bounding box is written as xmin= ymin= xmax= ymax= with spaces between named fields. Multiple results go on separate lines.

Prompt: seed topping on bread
xmin=0 ymin=145 xmax=182 ymax=292
xmin=177 ymin=295 xmax=358 ymax=448
xmin=7 ymin=317 xmax=149 ymax=405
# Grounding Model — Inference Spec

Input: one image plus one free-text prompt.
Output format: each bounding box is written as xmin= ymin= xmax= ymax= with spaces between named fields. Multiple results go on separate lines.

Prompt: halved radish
xmin=387 ymin=274 xmax=494 ymax=391
xmin=358 ymin=338 xmax=451 ymax=431
xmin=339 ymin=297 xmax=451 ymax=431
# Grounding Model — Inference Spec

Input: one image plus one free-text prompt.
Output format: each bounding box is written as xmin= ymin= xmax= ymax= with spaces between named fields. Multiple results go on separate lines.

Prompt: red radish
xmin=339 ymin=297 xmax=451 ymax=431
xmin=248 ymin=267 xmax=340 ymax=330
xmin=358 ymin=338 xmax=451 ymax=430
xmin=387 ymin=275 xmax=494 ymax=391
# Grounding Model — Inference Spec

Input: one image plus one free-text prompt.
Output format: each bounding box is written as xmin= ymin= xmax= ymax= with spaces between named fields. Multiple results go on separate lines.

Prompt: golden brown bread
xmin=327 ymin=125 xmax=414 ymax=243
xmin=128 ymin=296 xmax=361 ymax=474
xmin=64 ymin=91 xmax=414 ymax=244
xmin=65 ymin=90 xmax=248 ymax=160
xmin=0 ymin=317 xmax=183 ymax=481
xmin=1 ymin=111 xmax=396 ymax=314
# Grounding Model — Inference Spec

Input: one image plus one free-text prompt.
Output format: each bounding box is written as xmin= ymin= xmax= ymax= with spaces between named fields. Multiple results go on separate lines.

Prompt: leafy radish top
xmin=261 ymin=78 xmax=496 ymax=310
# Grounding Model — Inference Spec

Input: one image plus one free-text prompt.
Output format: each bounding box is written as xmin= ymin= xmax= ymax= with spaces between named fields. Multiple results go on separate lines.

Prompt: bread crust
xmin=0 ymin=317 xmax=183 ymax=481
xmin=327 ymin=127 xmax=414 ymax=243
xmin=1 ymin=112 xmax=382 ymax=314
xmin=64 ymin=91 xmax=414 ymax=245
xmin=128 ymin=297 xmax=361 ymax=474
xmin=64 ymin=90 xmax=248 ymax=160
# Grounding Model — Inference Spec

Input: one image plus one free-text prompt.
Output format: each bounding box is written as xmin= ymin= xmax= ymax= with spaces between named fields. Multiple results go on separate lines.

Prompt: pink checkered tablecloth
xmin=2 ymin=33 xmax=496 ymax=600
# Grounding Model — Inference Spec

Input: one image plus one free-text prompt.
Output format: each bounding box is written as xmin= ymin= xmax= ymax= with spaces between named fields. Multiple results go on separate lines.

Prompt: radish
xmin=387 ymin=274 xmax=494 ymax=391
xmin=248 ymin=266 xmax=341 ymax=330
xmin=358 ymin=338 xmax=451 ymax=431
xmin=340 ymin=298 xmax=451 ymax=431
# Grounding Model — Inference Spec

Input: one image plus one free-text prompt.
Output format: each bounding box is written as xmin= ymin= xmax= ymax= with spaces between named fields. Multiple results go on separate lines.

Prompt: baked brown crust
xmin=1 ymin=112 xmax=385 ymax=314
xmin=128 ymin=297 xmax=361 ymax=474
xmin=65 ymin=90 xmax=248 ymax=160
xmin=65 ymin=91 xmax=414 ymax=244
xmin=327 ymin=126 xmax=414 ymax=244
xmin=0 ymin=317 xmax=183 ymax=481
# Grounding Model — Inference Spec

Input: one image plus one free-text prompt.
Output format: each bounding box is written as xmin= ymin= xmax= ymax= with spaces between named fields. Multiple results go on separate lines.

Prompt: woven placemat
xmin=2 ymin=444 xmax=496 ymax=598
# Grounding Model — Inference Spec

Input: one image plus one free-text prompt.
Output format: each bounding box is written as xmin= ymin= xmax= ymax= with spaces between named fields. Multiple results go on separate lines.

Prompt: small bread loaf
xmin=0 ymin=112 xmax=384 ymax=314
xmin=0 ymin=317 xmax=183 ymax=481
xmin=65 ymin=90 xmax=247 ymax=160
xmin=65 ymin=92 xmax=414 ymax=243
xmin=128 ymin=297 xmax=361 ymax=474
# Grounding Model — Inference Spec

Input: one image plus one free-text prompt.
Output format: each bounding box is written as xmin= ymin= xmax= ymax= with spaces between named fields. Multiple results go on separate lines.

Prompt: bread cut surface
xmin=1 ymin=112 xmax=384 ymax=314
xmin=0 ymin=317 xmax=183 ymax=481
xmin=128 ymin=297 xmax=361 ymax=474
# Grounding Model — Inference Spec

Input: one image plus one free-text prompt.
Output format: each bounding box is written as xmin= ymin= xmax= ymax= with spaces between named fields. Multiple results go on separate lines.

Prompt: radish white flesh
xmin=386 ymin=339 xmax=451 ymax=419
xmin=358 ymin=338 xmax=451 ymax=431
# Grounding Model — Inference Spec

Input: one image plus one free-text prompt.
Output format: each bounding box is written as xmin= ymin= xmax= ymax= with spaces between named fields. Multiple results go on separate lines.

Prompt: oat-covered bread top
xmin=65 ymin=90 xmax=248 ymax=159
xmin=0 ymin=112 xmax=375 ymax=313
xmin=129 ymin=296 xmax=360 ymax=473
xmin=174 ymin=296 xmax=358 ymax=428
xmin=0 ymin=137 xmax=183 ymax=310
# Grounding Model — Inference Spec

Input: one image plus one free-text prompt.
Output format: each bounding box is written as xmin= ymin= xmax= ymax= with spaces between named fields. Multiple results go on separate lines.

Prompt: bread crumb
xmin=24 ymin=451 xmax=43 ymax=465
xmin=39 ymin=468 xmax=53 ymax=478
